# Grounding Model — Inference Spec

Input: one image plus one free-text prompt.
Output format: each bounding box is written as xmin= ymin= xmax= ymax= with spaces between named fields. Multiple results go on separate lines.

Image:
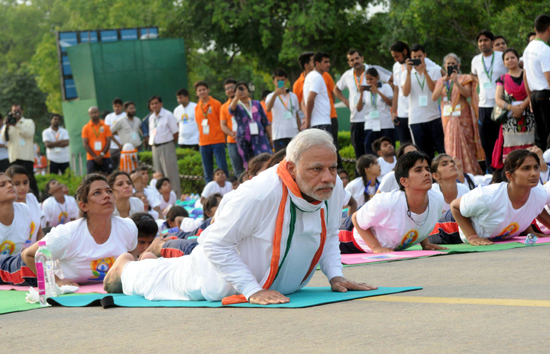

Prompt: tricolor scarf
xmin=222 ymin=159 xmax=328 ymax=305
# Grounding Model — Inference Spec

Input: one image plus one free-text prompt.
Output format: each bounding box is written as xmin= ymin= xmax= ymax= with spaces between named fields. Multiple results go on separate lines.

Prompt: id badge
xmin=283 ymin=111 xmax=293 ymax=120
xmin=54 ymin=147 xmax=61 ymax=153
xmin=132 ymin=132 xmax=138 ymax=140
xmin=19 ymin=139 xmax=25 ymax=146
xmin=443 ymin=105 xmax=453 ymax=116
xmin=482 ymin=81 xmax=493 ymax=90
xmin=372 ymin=119 xmax=381 ymax=132
xmin=419 ymin=96 xmax=428 ymax=107
xmin=249 ymin=122 xmax=259 ymax=135
xmin=203 ymin=125 xmax=210 ymax=135
xmin=231 ymin=117 xmax=238 ymax=132
xmin=201 ymin=119 xmax=209 ymax=127
xmin=443 ymin=97 xmax=448 ymax=102
xmin=369 ymin=111 xmax=380 ymax=119
xmin=94 ymin=141 xmax=102 ymax=151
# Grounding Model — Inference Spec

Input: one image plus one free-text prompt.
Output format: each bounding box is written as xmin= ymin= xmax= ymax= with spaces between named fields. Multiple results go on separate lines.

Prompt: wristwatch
xmin=100 ymin=152 xmax=105 ymax=157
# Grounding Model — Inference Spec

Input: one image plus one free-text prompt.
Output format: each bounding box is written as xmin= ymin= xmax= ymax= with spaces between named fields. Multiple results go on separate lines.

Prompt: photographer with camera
xmin=1 ymin=104 xmax=38 ymax=196
xmin=432 ymin=53 xmax=483 ymax=175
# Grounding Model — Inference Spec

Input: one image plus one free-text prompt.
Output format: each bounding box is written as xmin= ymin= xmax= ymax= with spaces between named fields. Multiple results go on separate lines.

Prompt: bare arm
xmin=392 ymin=86 xmax=399 ymax=117
xmin=450 ymin=198 xmax=492 ymax=245
xmin=536 ymin=208 xmax=550 ymax=230
xmin=346 ymin=196 xmax=357 ymax=217
xmin=495 ymin=85 xmax=507 ymax=110
xmin=333 ymin=86 xmax=350 ymax=108
xmin=351 ymin=212 xmax=393 ymax=253
xmin=82 ymin=137 xmax=97 ymax=158
xmin=220 ymin=119 xmax=235 ymax=137
xmin=304 ymin=91 xmax=317 ymax=129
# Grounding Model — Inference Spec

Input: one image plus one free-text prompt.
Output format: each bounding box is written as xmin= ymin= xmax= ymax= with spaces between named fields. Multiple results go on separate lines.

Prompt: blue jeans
xmin=227 ymin=143 xmax=244 ymax=176
xmin=409 ymin=118 xmax=445 ymax=159
xmin=364 ymin=129 xmax=396 ymax=155
xmin=200 ymin=143 xmax=229 ymax=183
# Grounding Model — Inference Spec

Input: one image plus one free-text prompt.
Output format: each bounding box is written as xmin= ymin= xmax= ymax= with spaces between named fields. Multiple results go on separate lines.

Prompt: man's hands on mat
xmin=249 ymin=290 xmax=290 ymax=305
xmin=330 ymin=276 xmax=378 ymax=293
xmin=55 ymin=277 xmax=79 ymax=288
xmin=372 ymin=246 xmax=394 ymax=253
xmin=421 ymin=242 xmax=448 ymax=251
xmin=468 ymin=236 xmax=493 ymax=246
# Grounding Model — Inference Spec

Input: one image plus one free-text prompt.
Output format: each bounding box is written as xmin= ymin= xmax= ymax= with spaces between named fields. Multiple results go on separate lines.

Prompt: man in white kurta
xmin=104 ymin=129 xmax=375 ymax=304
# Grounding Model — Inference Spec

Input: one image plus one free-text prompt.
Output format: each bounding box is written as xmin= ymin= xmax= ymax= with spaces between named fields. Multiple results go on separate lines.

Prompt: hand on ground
xmin=422 ymin=243 xmax=448 ymax=250
xmin=372 ymin=246 xmax=394 ymax=253
xmin=468 ymin=236 xmax=493 ymax=246
xmin=330 ymin=276 xmax=378 ymax=293
xmin=55 ymin=278 xmax=79 ymax=288
xmin=249 ymin=290 xmax=290 ymax=305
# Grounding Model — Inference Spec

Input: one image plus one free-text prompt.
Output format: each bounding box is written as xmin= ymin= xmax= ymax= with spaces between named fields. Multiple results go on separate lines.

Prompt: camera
xmin=447 ymin=65 xmax=458 ymax=74
xmin=361 ymin=85 xmax=372 ymax=91
xmin=238 ymin=86 xmax=244 ymax=92
xmin=410 ymin=58 xmax=422 ymax=66
xmin=6 ymin=112 xmax=16 ymax=125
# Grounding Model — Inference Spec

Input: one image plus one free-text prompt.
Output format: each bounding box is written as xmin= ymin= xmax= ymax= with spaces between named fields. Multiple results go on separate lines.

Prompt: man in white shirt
xmin=110 ymin=102 xmax=142 ymax=150
xmin=303 ymin=52 xmax=332 ymax=133
xmin=42 ymin=114 xmax=70 ymax=175
xmin=104 ymin=129 xmax=375 ymax=304
xmin=334 ymin=49 xmax=392 ymax=158
xmin=402 ymin=44 xmax=445 ymax=158
xmin=471 ymin=31 xmax=507 ymax=172
xmin=524 ymin=15 xmax=550 ymax=151
xmin=148 ymin=95 xmax=181 ymax=197
xmin=104 ymin=98 xmax=126 ymax=170
xmin=266 ymin=68 xmax=301 ymax=152
xmin=1 ymin=104 xmax=38 ymax=196
xmin=173 ymin=89 xmax=199 ymax=151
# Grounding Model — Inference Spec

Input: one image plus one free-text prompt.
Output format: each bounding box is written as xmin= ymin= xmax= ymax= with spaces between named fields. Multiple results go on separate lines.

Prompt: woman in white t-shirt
xmin=200 ymin=168 xmax=232 ymax=204
xmin=348 ymin=151 xmax=447 ymax=253
xmin=6 ymin=165 xmax=44 ymax=247
xmin=21 ymin=174 xmax=138 ymax=286
xmin=108 ymin=171 xmax=144 ymax=218
xmin=42 ymin=179 xmax=79 ymax=228
xmin=356 ymin=68 xmax=395 ymax=155
xmin=451 ymin=149 xmax=550 ymax=246
xmin=345 ymin=155 xmax=381 ymax=207
xmin=377 ymin=143 xmax=419 ymax=194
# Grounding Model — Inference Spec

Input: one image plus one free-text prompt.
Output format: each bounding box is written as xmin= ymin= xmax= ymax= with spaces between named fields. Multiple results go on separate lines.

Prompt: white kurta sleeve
xmin=319 ymin=180 xmax=344 ymax=281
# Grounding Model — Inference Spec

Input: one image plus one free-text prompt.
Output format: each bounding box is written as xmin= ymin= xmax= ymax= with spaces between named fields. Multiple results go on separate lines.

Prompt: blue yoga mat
xmin=47 ymin=286 xmax=421 ymax=308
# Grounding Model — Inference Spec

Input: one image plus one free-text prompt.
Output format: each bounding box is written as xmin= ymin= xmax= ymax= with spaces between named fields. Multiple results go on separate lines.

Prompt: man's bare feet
xmin=139 ymin=252 xmax=158 ymax=260
xmin=143 ymin=236 xmax=167 ymax=257
xmin=104 ymin=253 xmax=134 ymax=293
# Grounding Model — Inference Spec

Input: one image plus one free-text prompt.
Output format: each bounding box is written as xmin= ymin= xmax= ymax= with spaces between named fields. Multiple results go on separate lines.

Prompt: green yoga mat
xmin=47 ymin=286 xmax=422 ymax=309
xmin=0 ymin=291 xmax=41 ymax=315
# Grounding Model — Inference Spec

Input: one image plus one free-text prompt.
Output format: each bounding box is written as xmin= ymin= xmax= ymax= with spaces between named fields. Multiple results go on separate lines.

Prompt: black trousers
xmin=11 ymin=160 xmax=38 ymax=197
xmin=478 ymin=107 xmax=500 ymax=173
xmin=395 ymin=116 xmax=413 ymax=144
xmin=531 ymin=90 xmax=550 ymax=151
xmin=350 ymin=122 xmax=365 ymax=158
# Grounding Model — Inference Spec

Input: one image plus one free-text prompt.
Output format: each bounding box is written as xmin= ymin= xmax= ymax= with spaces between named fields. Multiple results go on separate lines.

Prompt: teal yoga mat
xmin=47 ymin=286 xmax=422 ymax=308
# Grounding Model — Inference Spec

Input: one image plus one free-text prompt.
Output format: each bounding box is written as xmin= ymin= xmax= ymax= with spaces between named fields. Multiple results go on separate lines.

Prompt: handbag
xmin=490 ymin=77 xmax=513 ymax=124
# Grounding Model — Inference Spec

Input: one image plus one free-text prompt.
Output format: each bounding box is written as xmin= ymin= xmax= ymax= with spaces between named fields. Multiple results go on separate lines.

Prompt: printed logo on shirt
xmin=88 ymin=257 xmax=115 ymax=281
xmin=58 ymin=212 xmax=69 ymax=225
xmin=395 ymin=229 xmax=419 ymax=250
xmin=182 ymin=114 xmax=189 ymax=123
xmin=99 ymin=126 xmax=104 ymax=133
xmin=0 ymin=240 xmax=15 ymax=255
xmin=29 ymin=221 xmax=35 ymax=240
xmin=490 ymin=222 xmax=520 ymax=241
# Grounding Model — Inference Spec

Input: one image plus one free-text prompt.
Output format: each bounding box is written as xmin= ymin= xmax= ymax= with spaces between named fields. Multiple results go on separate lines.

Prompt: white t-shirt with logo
xmin=26 ymin=193 xmax=43 ymax=247
xmin=523 ymin=40 xmax=550 ymax=91
xmin=353 ymin=189 xmax=443 ymax=251
xmin=362 ymin=84 xmax=394 ymax=131
xmin=377 ymin=156 xmax=396 ymax=179
xmin=345 ymin=177 xmax=378 ymax=207
xmin=43 ymin=216 xmax=137 ymax=283
xmin=393 ymin=58 xmax=439 ymax=118
xmin=406 ymin=66 xmax=442 ymax=124
xmin=471 ymin=52 xmax=507 ymax=107
xmin=265 ymin=92 xmax=300 ymax=140
xmin=201 ymin=181 xmax=233 ymax=199
xmin=113 ymin=197 xmax=145 ymax=218
xmin=459 ymin=182 xmax=550 ymax=242
xmin=104 ymin=112 xmax=126 ymax=149
xmin=337 ymin=64 xmax=392 ymax=123
xmin=174 ymin=102 xmax=199 ymax=145
xmin=378 ymin=171 xmax=399 ymax=193
xmin=42 ymin=127 xmax=70 ymax=164
xmin=42 ymin=196 xmax=79 ymax=228
xmin=431 ymin=182 xmax=470 ymax=218
xmin=0 ymin=203 xmax=31 ymax=256
xmin=303 ymin=70 xmax=331 ymax=127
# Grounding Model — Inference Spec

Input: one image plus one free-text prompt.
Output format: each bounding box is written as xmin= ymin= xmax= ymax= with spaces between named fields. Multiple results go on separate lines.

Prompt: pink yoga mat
xmin=0 ymin=283 xmax=106 ymax=294
xmin=494 ymin=236 xmax=550 ymax=244
xmin=341 ymin=250 xmax=446 ymax=265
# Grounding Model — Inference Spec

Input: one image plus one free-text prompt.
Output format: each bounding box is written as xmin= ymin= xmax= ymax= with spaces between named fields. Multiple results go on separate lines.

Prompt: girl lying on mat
xmin=346 ymin=151 xmax=447 ymax=254
xmin=451 ymin=149 xmax=550 ymax=246
xmin=8 ymin=174 xmax=139 ymax=287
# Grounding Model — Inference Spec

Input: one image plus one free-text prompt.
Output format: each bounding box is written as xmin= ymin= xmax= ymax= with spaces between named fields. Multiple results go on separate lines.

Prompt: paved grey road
xmin=3 ymin=246 xmax=550 ymax=353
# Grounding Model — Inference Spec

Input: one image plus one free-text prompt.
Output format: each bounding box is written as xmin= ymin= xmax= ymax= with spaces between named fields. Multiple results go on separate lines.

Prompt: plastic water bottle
xmin=35 ymin=241 xmax=57 ymax=306
xmin=525 ymin=233 xmax=538 ymax=246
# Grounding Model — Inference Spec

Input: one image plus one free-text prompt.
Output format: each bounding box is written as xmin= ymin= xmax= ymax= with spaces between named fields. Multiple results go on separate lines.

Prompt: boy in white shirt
xmin=303 ymin=52 xmax=332 ymax=132
xmin=348 ymin=151 xmax=446 ymax=253
xmin=372 ymin=137 xmax=396 ymax=178
xmin=266 ymin=68 xmax=301 ymax=152
xmin=201 ymin=169 xmax=232 ymax=204
xmin=523 ymin=15 xmax=550 ymax=151
xmin=42 ymin=114 xmax=70 ymax=175
xmin=42 ymin=180 xmax=79 ymax=228
xmin=173 ymin=88 xmax=199 ymax=150
xmin=104 ymin=98 xmax=126 ymax=169
xmin=378 ymin=143 xmax=418 ymax=194
xmin=402 ymin=44 xmax=445 ymax=158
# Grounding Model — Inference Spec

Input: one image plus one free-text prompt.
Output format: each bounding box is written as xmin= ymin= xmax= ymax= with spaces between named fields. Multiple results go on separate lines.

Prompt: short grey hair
xmin=286 ymin=129 xmax=336 ymax=164
xmin=443 ymin=53 xmax=461 ymax=66
xmin=88 ymin=106 xmax=98 ymax=112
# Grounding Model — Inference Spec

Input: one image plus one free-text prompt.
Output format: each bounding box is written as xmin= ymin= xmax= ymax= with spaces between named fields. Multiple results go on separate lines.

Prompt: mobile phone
xmin=361 ymin=85 xmax=372 ymax=91
xmin=447 ymin=65 xmax=458 ymax=74
xmin=410 ymin=58 xmax=422 ymax=66
xmin=238 ymin=86 xmax=244 ymax=91
xmin=277 ymin=80 xmax=285 ymax=88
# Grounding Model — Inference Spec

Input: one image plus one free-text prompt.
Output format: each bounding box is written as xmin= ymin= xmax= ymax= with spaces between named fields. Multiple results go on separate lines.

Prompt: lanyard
xmin=200 ymin=101 xmax=209 ymax=120
xmin=365 ymin=180 xmax=380 ymax=194
xmin=414 ymin=73 xmax=425 ymax=91
xmin=481 ymin=54 xmax=494 ymax=81
xmin=91 ymin=123 xmax=101 ymax=138
xmin=445 ymin=80 xmax=454 ymax=101
xmin=370 ymin=92 xmax=377 ymax=109
xmin=239 ymin=100 xmax=253 ymax=121
xmin=353 ymin=69 xmax=365 ymax=91
xmin=278 ymin=94 xmax=293 ymax=113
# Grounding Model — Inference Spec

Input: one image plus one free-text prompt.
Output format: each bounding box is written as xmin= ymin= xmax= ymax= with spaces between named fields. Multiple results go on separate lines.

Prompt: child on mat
xmin=372 ymin=137 xmax=396 ymax=179
xmin=157 ymin=206 xmax=189 ymax=234
xmin=347 ymin=151 xmax=446 ymax=254
xmin=134 ymin=191 xmax=159 ymax=220
xmin=109 ymin=171 xmax=144 ymax=218
xmin=200 ymin=169 xmax=232 ymax=205
xmin=133 ymin=170 xmax=163 ymax=218
xmin=129 ymin=212 xmax=158 ymax=260
xmin=228 ymin=175 xmax=239 ymax=190
xmin=451 ymin=149 xmax=550 ymax=246
xmin=156 ymin=177 xmax=177 ymax=216
xmin=345 ymin=155 xmax=381 ymax=207
xmin=377 ymin=143 xmax=419 ymax=194
xmin=42 ymin=179 xmax=79 ymax=228
xmin=430 ymin=154 xmax=471 ymax=221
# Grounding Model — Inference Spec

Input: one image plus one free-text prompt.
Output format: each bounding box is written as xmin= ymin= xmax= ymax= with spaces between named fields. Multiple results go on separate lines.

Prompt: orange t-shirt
xmin=194 ymin=97 xmax=226 ymax=146
xmin=323 ymin=72 xmax=337 ymax=118
xmin=220 ymin=99 xmax=236 ymax=144
xmin=261 ymin=101 xmax=273 ymax=123
xmin=82 ymin=120 xmax=112 ymax=160
xmin=293 ymin=73 xmax=305 ymax=104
